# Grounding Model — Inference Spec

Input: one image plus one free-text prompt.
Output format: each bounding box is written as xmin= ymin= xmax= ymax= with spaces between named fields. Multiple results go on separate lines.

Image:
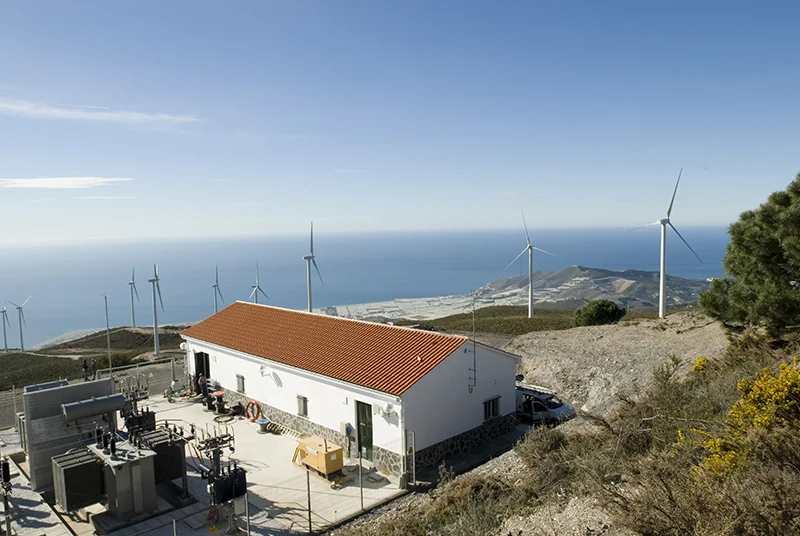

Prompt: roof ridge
xmin=232 ymin=300 xmax=468 ymax=341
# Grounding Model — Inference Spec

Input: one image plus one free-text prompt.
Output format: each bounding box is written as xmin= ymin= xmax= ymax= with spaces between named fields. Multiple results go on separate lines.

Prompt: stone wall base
xmin=411 ymin=413 xmax=518 ymax=472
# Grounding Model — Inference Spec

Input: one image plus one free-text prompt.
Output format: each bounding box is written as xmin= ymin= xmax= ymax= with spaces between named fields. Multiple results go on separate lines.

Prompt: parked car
xmin=515 ymin=382 xmax=576 ymax=426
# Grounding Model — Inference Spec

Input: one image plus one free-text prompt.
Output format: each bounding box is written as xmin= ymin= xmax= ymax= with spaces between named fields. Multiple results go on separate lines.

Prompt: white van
xmin=515 ymin=382 xmax=576 ymax=426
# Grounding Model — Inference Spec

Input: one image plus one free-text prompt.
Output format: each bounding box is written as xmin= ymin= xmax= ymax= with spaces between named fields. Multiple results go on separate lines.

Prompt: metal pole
xmin=4 ymin=493 xmax=11 ymax=536
xmin=411 ymin=431 xmax=416 ymax=486
xmin=152 ymin=281 xmax=160 ymax=356
xmin=12 ymin=385 xmax=16 ymax=416
xmin=307 ymin=259 xmax=312 ymax=312
xmin=245 ymin=490 xmax=250 ymax=536
xmin=359 ymin=454 xmax=364 ymax=510
xmin=173 ymin=518 xmax=177 ymax=536
xmin=105 ymin=294 xmax=113 ymax=375
xmin=659 ymin=222 xmax=667 ymax=319
xmin=306 ymin=469 xmax=312 ymax=534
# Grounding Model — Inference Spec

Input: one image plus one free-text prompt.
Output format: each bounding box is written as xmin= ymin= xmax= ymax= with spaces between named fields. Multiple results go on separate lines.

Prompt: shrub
xmin=573 ymin=299 xmax=626 ymax=327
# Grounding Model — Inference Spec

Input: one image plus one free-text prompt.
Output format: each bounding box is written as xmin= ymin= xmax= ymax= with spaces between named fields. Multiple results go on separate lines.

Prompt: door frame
xmin=355 ymin=401 xmax=374 ymax=461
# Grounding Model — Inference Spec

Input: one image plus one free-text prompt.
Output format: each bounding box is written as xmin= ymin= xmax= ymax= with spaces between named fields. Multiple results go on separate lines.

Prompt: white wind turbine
xmin=212 ymin=265 xmax=225 ymax=314
xmin=249 ymin=262 xmax=269 ymax=304
xmin=302 ymin=222 xmax=324 ymax=312
xmin=129 ymin=267 xmax=140 ymax=328
xmin=148 ymin=264 xmax=164 ymax=356
xmin=631 ymin=168 xmax=702 ymax=319
xmin=504 ymin=211 xmax=561 ymax=319
xmin=1 ymin=301 xmax=10 ymax=353
xmin=8 ymin=296 xmax=31 ymax=352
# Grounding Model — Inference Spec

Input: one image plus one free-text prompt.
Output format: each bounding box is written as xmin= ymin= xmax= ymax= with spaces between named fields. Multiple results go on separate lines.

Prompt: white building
xmin=181 ymin=301 xmax=520 ymax=479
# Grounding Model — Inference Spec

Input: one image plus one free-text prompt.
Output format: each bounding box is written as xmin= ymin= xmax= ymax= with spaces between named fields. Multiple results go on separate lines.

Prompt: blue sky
xmin=1 ymin=1 xmax=798 ymax=244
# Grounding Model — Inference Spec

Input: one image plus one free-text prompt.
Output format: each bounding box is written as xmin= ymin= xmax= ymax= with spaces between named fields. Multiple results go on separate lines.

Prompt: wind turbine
xmin=129 ymin=267 xmax=140 ymax=328
xmin=302 ymin=222 xmax=324 ymax=312
xmin=504 ymin=211 xmax=561 ymax=319
xmin=1 ymin=301 xmax=10 ymax=353
xmin=249 ymin=262 xmax=269 ymax=304
xmin=8 ymin=297 xmax=31 ymax=352
xmin=631 ymin=168 xmax=702 ymax=319
xmin=148 ymin=264 xmax=164 ymax=356
xmin=212 ymin=265 xmax=225 ymax=314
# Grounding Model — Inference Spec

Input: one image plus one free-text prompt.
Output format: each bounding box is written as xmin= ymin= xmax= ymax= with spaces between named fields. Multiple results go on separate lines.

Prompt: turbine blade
xmin=8 ymin=302 xmax=19 ymax=308
xmin=668 ymin=222 xmax=703 ymax=263
xmin=215 ymin=265 xmax=219 ymax=285
xmin=21 ymin=296 xmax=32 ymax=307
xmin=667 ymin=168 xmax=683 ymax=218
xmin=21 ymin=309 xmax=26 ymax=327
xmin=259 ymin=287 xmax=270 ymax=300
xmin=131 ymin=267 xmax=135 ymax=282
xmin=521 ymin=210 xmax=531 ymax=246
xmin=310 ymin=222 xmax=314 ymax=255
xmin=532 ymin=246 xmax=563 ymax=259
xmin=156 ymin=282 xmax=164 ymax=312
xmin=627 ymin=222 xmax=661 ymax=232
xmin=249 ymin=287 xmax=257 ymax=300
xmin=133 ymin=282 xmax=140 ymax=301
xmin=217 ymin=286 xmax=225 ymax=304
xmin=312 ymin=257 xmax=325 ymax=286
xmin=503 ymin=248 xmax=529 ymax=272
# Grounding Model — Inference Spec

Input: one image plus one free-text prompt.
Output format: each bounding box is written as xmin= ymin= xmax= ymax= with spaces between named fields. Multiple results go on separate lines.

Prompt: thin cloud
xmin=333 ymin=169 xmax=367 ymax=173
xmin=74 ymin=196 xmax=137 ymax=200
xmin=211 ymin=179 xmax=232 ymax=183
xmin=0 ymin=177 xmax=133 ymax=189
xmin=0 ymin=98 xmax=200 ymax=126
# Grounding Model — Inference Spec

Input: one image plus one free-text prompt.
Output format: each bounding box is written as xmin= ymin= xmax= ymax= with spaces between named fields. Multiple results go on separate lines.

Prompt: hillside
xmin=504 ymin=311 xmax=728 ymax=416
xmin=479 ymin=265 xmax=709 ymax=310
xmin=321 ymin=265 xmax=708 ymax=322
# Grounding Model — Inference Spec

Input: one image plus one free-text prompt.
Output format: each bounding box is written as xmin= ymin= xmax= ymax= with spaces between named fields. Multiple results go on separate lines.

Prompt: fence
xmin=0 ymin=356 xmax=186 ymax=429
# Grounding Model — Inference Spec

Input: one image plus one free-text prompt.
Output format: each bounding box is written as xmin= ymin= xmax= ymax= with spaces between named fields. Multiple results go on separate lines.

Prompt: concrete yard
xmin=0 ymin=393 xmax=404 ymax=536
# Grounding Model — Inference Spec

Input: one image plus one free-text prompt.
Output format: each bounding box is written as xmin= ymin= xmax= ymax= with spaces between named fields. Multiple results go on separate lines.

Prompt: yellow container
xmin=295 ymin=436 xmax=343 ymax=476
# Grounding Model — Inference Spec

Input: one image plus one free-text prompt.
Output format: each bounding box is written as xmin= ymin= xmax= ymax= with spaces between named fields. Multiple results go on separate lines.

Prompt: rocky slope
xmin=504 ymin=311 xmax=727 ymax=416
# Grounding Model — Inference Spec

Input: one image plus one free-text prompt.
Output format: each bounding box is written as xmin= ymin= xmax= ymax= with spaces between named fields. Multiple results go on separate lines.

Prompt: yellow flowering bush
xmin=695 ymin=358 xmax=800 ymax=476
xmin=691 ymin=357 xmax=708 ymax=375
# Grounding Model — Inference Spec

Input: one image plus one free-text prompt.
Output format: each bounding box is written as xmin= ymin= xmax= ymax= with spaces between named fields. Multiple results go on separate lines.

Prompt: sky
xmin=1 ymin=1 xmax=799 ymax=244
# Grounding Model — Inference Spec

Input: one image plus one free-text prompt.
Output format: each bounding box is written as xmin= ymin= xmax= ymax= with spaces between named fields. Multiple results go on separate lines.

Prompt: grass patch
xmin=0 ymin=353 xmax=84 ymax=390
xmin=396 ymin=306 xmax=576 ymax=336
xmin=47 ymin=328 xmax=183 ymax=353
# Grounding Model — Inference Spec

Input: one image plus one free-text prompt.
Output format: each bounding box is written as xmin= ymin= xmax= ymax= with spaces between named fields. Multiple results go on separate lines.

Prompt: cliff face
xmin=477 ymin=265 xmax=710 ymax=310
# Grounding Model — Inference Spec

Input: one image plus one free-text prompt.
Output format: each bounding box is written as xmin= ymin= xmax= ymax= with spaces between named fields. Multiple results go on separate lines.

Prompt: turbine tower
xmin=302 ymin=222 xmax=324 ymax=312
xmin=1 ymin=301 xmax=10 ymax=353
xmin=631 ymin=169 xmax=702 ymax=319
xmin=212 ymin=265 xmax=225 ymax=314
xmin=249 ymin=262 xmax=269 ymax=304
xmin=504 ymin=211 xmax=560 ymax=319
xmin=148 ymin=264 xmax=164 ymax=356
xmin=129 ymin=267 xmax=140 ymax=328
xmin=8 ymin=297 xmax=31 ymax=352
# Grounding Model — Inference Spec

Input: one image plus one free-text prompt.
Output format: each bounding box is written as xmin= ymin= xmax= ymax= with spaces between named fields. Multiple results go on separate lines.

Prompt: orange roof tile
xmin=182 ymin=302 xmax=468 ymax=396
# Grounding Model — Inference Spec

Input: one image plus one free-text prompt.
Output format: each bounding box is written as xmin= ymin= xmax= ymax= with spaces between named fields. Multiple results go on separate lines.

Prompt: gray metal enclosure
xmin=21 ymin=378 xmax=115 ymax=490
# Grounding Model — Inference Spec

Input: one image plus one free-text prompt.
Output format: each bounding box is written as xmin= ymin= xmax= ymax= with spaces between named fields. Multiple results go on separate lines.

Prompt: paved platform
xmin=139 ymin=396 xmax=404 ymax=534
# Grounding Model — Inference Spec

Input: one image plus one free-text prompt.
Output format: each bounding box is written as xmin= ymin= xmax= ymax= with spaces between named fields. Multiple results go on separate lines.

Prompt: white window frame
xmin=483 ymin=396 xmax=500 ymax=421
xmin=236 ymin=374 xmax=245 ymax=394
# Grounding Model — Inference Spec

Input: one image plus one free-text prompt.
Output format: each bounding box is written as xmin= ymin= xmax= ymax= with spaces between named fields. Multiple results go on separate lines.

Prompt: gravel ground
xmin=505 ymin=312 xmax=728 ymax=416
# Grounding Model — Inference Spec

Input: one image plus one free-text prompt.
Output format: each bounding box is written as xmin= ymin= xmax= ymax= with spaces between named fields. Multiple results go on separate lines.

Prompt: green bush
xmin=573 ymin=299 xmax=626 ymax=326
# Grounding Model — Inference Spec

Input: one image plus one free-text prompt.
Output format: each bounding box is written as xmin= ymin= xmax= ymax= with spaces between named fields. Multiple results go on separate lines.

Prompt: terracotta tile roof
xmin=182 ymin=301 xmax=468 ymax=396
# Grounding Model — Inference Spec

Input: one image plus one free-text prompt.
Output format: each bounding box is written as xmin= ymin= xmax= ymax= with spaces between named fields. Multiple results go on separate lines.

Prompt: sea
xmin=0 ymin=227 xmax=730 ymax=349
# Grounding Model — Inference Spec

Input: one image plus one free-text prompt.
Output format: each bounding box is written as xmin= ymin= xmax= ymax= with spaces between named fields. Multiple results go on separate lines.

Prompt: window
xmin=236 ymin=374 xmax=245 ymax=394
xmin=297 ymin=395 xmax=308 ymax=417
xmin=483 ymin=397 xmax=500 ymax=421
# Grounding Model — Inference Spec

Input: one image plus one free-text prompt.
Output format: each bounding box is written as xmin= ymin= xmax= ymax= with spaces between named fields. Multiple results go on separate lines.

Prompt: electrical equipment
xmin=52 ymin=450 xmax=105 ymax=512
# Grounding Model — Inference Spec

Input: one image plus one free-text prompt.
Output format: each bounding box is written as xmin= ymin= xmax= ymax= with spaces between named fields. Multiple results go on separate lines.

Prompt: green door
xmin=356 ymin=401 xmax=374 ymax=461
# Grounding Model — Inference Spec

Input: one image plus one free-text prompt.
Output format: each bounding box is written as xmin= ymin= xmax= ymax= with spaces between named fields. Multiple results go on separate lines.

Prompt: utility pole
xmin=104 ymin=294 xmax=113 ymax=375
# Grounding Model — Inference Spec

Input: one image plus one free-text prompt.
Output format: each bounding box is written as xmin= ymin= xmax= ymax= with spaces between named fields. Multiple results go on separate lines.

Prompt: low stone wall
xmin=412 ymin=413 xmax=517 ymax=472
xmin=222 ymin=389 xmax=404 ymax=477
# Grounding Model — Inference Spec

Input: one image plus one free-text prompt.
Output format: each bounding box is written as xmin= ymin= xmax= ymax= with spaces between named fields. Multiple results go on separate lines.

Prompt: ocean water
xmin=0 ymin=227 xmax=729 ymax=348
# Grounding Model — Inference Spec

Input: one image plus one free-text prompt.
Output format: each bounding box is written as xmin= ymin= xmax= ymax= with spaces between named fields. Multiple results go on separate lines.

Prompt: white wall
xmin=183 ymin=338 xmax=405 ymax=454
xmin=401 ymin=342 xmax=519 ymax=451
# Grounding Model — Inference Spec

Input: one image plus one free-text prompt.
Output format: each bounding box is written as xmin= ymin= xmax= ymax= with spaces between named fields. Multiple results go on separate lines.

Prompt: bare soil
xmin=503 ymin=311 xmax=728 ymax=416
